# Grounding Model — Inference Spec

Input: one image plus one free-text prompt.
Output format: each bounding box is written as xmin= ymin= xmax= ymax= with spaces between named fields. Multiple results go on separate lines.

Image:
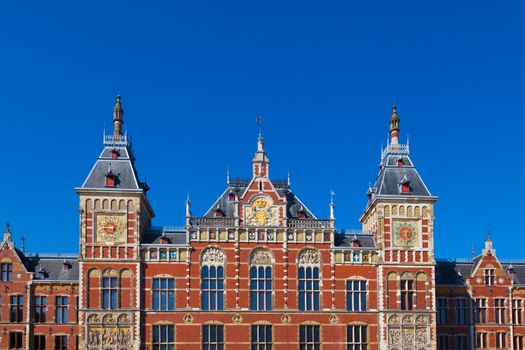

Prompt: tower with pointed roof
xmin=75 ymin=96 xmax=154 ymax=350
xmin=361 ymin=106 xmax=438 ymax=350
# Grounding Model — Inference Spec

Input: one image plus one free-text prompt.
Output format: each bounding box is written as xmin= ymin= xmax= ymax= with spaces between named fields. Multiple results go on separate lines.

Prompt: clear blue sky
xmin=0 ymin=1 xmax=523 ymax=258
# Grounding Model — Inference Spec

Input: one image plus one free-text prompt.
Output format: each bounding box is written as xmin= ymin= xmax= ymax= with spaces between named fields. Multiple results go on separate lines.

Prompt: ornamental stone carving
xmin=251 ymin=249 xmax=273 ymax=265
xmin=298 ymin=249 xmax=320 ymax=265
xmin=244 ymin=198 xmax=279 ymax=226
xmin=201 ymin=247 xmax=225 ymax=265
xmin=415 ymin=328 xmax=428 ymax=345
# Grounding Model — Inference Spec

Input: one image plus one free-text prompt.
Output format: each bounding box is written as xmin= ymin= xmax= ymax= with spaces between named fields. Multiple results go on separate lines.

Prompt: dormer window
xmin=297 ymin=210 xmax=306 ymax=219
xmin=62 ymin=260 xmax=71 ymax=271
xmin=401 ymin=183 xmax=410 ymax=193
xmin=105 ymin=174 xmax=116 ymax=187
xmin=351 ymin=236 xmax=361 ymax=247
xmin=397 ymin=157 xmax=404 ymax=167
xmin=484 ymin=269 xmax=495 ymax=286
xmin=36 ymin=267 xmax=47 ymax=280
xmin=214 ymin=209 xmax=224 ymax=218
xmin=160 ymin=235 xmax=170 ymax=245
xmin=228 ymin=193 xmax=235 ymax=201
xmin=111 ymin=150 xmax=120 ymax=159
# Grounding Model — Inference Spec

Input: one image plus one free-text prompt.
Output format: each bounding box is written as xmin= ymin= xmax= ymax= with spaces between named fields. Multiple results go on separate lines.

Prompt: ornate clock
xmin=393 ymin=222 xmax=419 ymax=247
xmin=96 ymin=215 xmax=125 ymax=243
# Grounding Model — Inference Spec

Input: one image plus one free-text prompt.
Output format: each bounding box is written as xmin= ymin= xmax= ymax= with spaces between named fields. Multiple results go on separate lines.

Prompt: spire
xmin=252 ymin=117 xmax=270 ymax=178
xmin=389 ymin=104 xmax=400 ymax=145
xmin=483 ymin=230 xmax=496 ymax=256
xmin=185 ymin=195 xmax=192 ymax=217
xmin=113 ymin=95 xmax=124 ymax=137
xmin=329 ymin=190 xmax=335 ymax=220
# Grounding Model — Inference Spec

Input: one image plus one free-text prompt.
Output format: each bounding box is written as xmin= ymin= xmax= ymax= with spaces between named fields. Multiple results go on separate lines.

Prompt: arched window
xmin=400 ymin=273 xmax=415 ymax=311
xmin=298 ymin=249 xmax=321 ymax=311
xmin=201 ymin=247 xmax=225 ymax=311
xmin=250 ymin=249 xmax=273 ymax=311
xmin=102 ymin=269 xmax=118 ymax=310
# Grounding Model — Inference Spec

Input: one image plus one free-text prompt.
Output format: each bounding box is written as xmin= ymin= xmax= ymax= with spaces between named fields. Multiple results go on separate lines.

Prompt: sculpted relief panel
xmin=387 ymin=313 xmax=431 ymax=350
xmin=86 ymin=312 xmax=132 ymax=350
xmin=244 ymin=197 xmax=280 ymax=226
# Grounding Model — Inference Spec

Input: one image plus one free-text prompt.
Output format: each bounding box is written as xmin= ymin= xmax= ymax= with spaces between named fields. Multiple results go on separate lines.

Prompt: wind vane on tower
xmin=256 ymin=115 xmax=263 ymax=137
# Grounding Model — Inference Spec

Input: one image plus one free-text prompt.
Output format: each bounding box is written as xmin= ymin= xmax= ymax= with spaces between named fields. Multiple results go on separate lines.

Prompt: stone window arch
xmin=297 ymin=248 xmax=321 ymax=311
xmin=201 ymin=247 xmax=225 ymax=311
xmin=249 ymin=248 xmax=274 ymax=311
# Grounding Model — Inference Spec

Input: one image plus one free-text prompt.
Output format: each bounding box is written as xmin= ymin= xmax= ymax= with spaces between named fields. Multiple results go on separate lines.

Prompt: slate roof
xmin=142 ymin=229 xmax=188 ymax=245
xmin=436 ymin=259 xmax=525 ymax=286
xmin=24 ymin=254 xmax=79 ymax=282
xmin=334 ymin=232 xmax=376 ymax=249
xmin=203 ymin=179 xmax=317 ymax=220
xmin=369 ymin=145 xmax=432 ymax=198
xmin=80 ymin=144 xmax=147 ymax=191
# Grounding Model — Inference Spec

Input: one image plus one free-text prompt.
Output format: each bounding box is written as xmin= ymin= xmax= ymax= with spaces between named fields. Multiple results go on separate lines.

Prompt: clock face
xmin=393 ymin=222 xmax=419 ymax=247
xmin=96 ymin=215 xmax=125 ymax=243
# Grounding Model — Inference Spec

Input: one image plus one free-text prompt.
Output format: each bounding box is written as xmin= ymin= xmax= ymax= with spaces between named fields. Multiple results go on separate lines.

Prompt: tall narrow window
xmin=454 ymin=299 xmax=468 ymax=324
xmin=102 ymin=276 xmax=118 ymax=309
xmin=514 ymin=335 xmax=524 ymax=350
xmin=400 ymin=278 xmax=414 ymax=311
xmin=476 ymin=332 xmax=488 ymax=349
xmin=456 ymin=335 xmax=468 ymax=350
xmin=484 ymin=269 xmax=495 ymax=286
xmin=513 ymin=299 xmax=523 ymax=325
xmin=298 ymin=249 xmax=321 ymax=311
xmin=9 ymin=332 xmax=23 ymax=350
xmin=55 ymin=296 xmax=68 ymax=324
xmin=346 ymin=280 xmax=367 ymax=311
xmin=201 ymin=248 xmax=225 ymax=311
xmin=35 ymin=296 xmax=47 ymax=323
xmin=437 ymin=335 xmax=449 ymax=350
xmin=152 ymin=325 xmax=175 ymax=350
xmin=9 ymin=295 xmax=23 ymax=322
xmin=54 ymin=335 xmax=67 ymax=350
xmin=202 ymin=324 xmax=224 ymax=350
xmin=299 ymin=325 xmax=320 ymax=350
xmin=437 ymin=299 xmax=448 ymax=325
xmin=152 ymin=278 xmax=175 ymax=311
xmin=496 ymin=333 xmax=506 ymax=349
xmin=495 ymin=298 xmax=506 ymax=324
xmin=250 ymin=249 xmax=273 ymax=311
xmin=34 ymin=335 xmax=46 ymax=350
xmin=1 ymin=263 xmax=12 ymax=281
xmin=347 ymin=325 xmax=367 ymax=350
xmin=251 ymin=324 xmax=272 ymax=350
xmin=475 ymin=299 xmax=487 ymax=324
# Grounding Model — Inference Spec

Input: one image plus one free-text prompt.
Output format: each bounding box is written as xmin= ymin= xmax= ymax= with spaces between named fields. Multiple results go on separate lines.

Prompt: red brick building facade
xmin=0 ymin=97 xmax=523 ymax=350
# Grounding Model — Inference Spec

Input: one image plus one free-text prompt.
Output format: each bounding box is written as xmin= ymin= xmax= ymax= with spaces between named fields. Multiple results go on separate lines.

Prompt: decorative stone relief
xmin=281 ymin=314 xmax=291 ymax=324
xmin=232 ymin=314 xmax=242 ymax=324
xmin=183 ymin=314 xmax=193 ymax=324
xmin=329 ymin=314 xmax=339 ymax=324
xmin=244 ymin=198 xmax=279 ymax=226
xmin=201 ymin=247 xmax=225 ymax=265
xmin=251 ymin=250 xmax=273 ymax=265
xmin=298 ymin=249 xmax=320 ymax=265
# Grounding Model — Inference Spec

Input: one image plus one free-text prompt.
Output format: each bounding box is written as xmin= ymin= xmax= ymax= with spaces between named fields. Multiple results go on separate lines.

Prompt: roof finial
xmin=287 ymin=168 xmax=291 ymax=187
xmin=185 ymin=194 xmax=192 ymax=218
xmin=226 ymin=166 xmax=230 ymax=185
xmin=486 ymin=230 xmax=491 ymax=241
xmin=329 ymin=190 xmax=335 ymax=220
xmin=471 ymin=242 xmax=475 ymax=259
xmin=20 ymin=236 xmax=25 ymax=254
xmin=3 ymin=222 xmax=12 ymax=242
xmin=389 ymin=104 xmax=400 ymax=145
xmin=113 ymin=95 xmax=124 ymax=137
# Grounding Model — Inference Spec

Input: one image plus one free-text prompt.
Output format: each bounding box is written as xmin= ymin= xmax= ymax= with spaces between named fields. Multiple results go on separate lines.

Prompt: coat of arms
xmin=245 ymin=198 xmax=279 ymax=226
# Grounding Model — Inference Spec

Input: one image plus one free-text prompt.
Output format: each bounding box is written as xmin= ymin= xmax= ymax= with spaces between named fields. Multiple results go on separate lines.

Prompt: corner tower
xmin=75 ymin=96 xmax=154 ymax=350
xmin=361 ymin=106 xmax=438 ymax=350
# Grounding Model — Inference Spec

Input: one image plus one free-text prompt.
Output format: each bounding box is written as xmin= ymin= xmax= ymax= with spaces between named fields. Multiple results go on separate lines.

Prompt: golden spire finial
xmin=389 ymin=104 xmax=400 ymax=145
xmin=113 ymin=95 xmax=124 ymax=137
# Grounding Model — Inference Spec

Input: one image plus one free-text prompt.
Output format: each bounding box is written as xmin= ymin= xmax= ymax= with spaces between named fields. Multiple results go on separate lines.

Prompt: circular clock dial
xmin=394 ymin=222 xmax=418 ymax=247
xmin=97 ymin=215 xmax=124 ymax=243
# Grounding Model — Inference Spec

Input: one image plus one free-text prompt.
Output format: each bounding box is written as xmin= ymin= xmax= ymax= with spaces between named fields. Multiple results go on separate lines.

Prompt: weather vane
xmin=256 ymin=115 xmax=263 ymax=137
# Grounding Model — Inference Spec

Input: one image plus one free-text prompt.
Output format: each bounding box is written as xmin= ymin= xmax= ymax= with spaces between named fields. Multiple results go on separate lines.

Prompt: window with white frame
xmin=400 ymin=278 xmax=414 ymax=311
xmin=474 ymin=298 xmax=487 ymax=324
xmin=299 ymin=325 xmax=320 ymax=350
xmin=514 ymin=335 xmax=524 ymax=350
xmin=152 ymin=278 xmax=175 ymax=311
xmin=437 ymin=299 xmax=448 ymax=325
xmin=203 ymin=324 xmax=224 ymax=350
xmin=347 ymin=325 xmax=367 ymax=350
xmin=496 ymin=332 xmax=506 ymax=348
xmin=346 ymin=280 xmax=367 ymax=312
xmin=297 ymin=249 xmax=321 ymax=312
xmin=201 ymin=248 xmax=225 ymax=311
xmin=495 ymin=298 xmax=506 ymax=324
xmin=454 ymin=299 xmax=468 ymax=324
xmin=250 ymin=250 xmax=273 ymax=311
xmin=513 ymin=299 xmax=524 ymax=325
xmin=152 ymin=325 xmax=174 ymax=350
xmin=251 ymin=324 xmax=272 ymax=350
xmin=484 ymin=269 xmax=495 ymax=286
xmin=476 ymin=332 xmax=488 ymax=349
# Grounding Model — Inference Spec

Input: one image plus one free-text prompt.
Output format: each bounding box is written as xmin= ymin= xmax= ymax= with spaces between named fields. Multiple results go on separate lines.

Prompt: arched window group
xmin=201 ymin=247 xmax=225 ymax=311
xmin=298 ymin=249 xmax=321 ymax=311
xmin=250 ymin=249 xmax=274 ymax=311
xmin=386 ymin=271 xmax=429 ymax=311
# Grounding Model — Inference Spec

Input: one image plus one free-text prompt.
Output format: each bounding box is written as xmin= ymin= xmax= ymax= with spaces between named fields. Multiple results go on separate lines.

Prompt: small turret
xmin=113 ymin=95 xmax=124 ymax=137
xmin=389 ymin=105 xmax=400 ymax=145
